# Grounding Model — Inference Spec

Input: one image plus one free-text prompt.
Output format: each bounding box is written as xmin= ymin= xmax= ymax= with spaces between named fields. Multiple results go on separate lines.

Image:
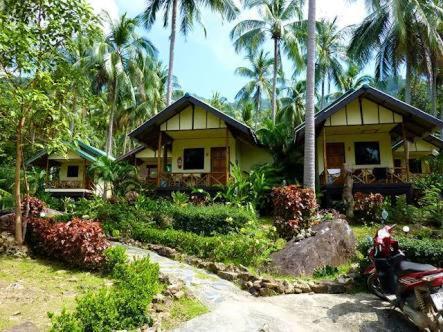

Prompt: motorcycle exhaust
xmin=402 ymin=304 xmax=429 ymax=331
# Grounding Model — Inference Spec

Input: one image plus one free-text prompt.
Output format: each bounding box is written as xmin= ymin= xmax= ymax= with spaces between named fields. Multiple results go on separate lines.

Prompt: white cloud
xmin=88 ymin=0 xmax=119 ymax=19
xmin=314 ymin=0 xmax=366 ymax=28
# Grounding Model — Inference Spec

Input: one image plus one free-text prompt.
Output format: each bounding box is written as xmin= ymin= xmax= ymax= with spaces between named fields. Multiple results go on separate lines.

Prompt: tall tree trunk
xmin=320 ymin=79 xmax=325 ymax=110
xmin=255 ymin=87 xmax=261 ymax=130
xmin=14 ymin=117 xmax=25 ymax=244
xmin=271 ymin=38 xmax=278 ymax=123
xmin=405 ymin=58 xmax=412 ymax=104
xmin=303 ymin=0 xmax=316 ymax=190
xmin=106 ymin=81 xmax=117 ymax=156
xmin=166 ymin=0 xmax=178 ymax=106
xmin=21 ymin=149 xmax=30 ymax=241
xmin=431 ymin=64 xmax=437 ymax=116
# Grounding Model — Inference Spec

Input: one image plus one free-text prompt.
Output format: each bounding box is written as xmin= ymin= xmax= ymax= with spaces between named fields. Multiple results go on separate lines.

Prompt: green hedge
xmin=358 ymin=237 xmax=443 ymax=267
xmin=131 ymin=224 xmax=282 ymax=267
xmin=50 ymin=251 xmax=159 ymax=332
xmin=169 ymin=204 xmax=255 ymax=235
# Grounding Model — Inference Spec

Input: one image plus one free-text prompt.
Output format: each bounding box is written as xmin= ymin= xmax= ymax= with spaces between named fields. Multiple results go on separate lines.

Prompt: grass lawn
xmin=159 ymin=296 xmax=209 ymax=330
xmin=0 ymin=256 xmax=107 ymax=331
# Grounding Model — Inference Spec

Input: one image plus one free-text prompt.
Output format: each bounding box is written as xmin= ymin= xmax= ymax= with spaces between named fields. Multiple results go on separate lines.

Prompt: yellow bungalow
xmin=27 ymin=141 xmax=114 ymax=197
xmin=295 ymin=85 xmax=443 ymax=203
xmin=392 ymin=135 xmax=442 ymax=176
xmin=121 ymin=93 xmax=272 ymax=188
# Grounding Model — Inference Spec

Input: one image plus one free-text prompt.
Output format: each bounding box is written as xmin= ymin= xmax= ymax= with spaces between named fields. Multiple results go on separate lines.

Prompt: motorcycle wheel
xmin=367 ymin=273 xmax=386 ymax=300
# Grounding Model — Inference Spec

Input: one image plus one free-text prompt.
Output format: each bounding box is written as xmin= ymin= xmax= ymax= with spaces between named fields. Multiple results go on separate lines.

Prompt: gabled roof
xmin=392 ymin=135 xmax=443 ymax=151
xmin=295 ymin=85 xmax=443 ymax=142
xmin=129 ymin=94 xmax=259 ymax=147
xmin=116 ymin=145 xmax=146 ymax=162
xmin=26 ymin=140 xmax=114 ymax=166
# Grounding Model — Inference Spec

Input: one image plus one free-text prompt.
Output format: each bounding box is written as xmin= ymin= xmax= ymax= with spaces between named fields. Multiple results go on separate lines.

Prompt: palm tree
xmin=315 ymin=18 xmax=345 ymax=109
xmin=234 ymin=49 xmax=273 ymax=128
xmin=142 ymin=0 xmax=239 ymax=107
xmin=339 ymin=63 xmax=374 ymax=91
xmin=348 ymin=0 xmax=443 ymax=104
xmin=278 ymin=80 xmax=305 ymax=128
xmin=230 ymin=0 xmax=304 ymax=123
xmin=93 ymin=13 xmax=157 ymax=156
xmin=303 ymin=0 xmax=316 ymax=190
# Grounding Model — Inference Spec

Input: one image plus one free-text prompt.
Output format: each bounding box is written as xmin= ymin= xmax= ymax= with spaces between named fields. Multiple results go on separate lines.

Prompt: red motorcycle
xmin=364 ymin=224 xmax=443 ymax=331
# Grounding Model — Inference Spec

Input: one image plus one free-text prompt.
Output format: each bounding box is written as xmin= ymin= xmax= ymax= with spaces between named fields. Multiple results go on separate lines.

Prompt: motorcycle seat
xmin=397 ymin=260 xmax=437 ymax=275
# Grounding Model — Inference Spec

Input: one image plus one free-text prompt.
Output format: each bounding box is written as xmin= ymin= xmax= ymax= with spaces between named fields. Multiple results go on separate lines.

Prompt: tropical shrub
xmin=130 ymin=223 xmax=283 ymax=266
xmin=353 ymin=192 xmax=384 ymax=223
xmin=417 ymin=186 xmax=443 ymax=228
xmin=271 ymin=185 xmax=317 ymax=240
xmin=50 ymin=256 xmax=160 ymax=331
xmin=358 ymin=237 xmax=443 ymax=267
xmin=103 ymin=245 xmax=128 ymax=275
xmin=21 ymin=195 xmax=46 ymax=216
xmin=169 ymin=204 xmax=255 ymax=235
xmin=27 ymin=217 xmax=109 ymax=270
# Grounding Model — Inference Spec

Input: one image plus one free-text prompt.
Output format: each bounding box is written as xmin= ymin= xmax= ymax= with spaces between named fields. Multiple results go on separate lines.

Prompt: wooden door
xmin=210 ymin=147 xmax=227 ymax=185
xmin=326 ymin=143 xmax=345 ymax=169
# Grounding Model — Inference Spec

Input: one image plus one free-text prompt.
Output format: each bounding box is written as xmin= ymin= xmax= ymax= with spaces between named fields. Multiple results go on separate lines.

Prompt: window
xmin=354 ymin=142 xmax=381 ymax=165
xmin=409 ymin=159 xmax=422 ymax=174
xmin=146 ymin=165 xmax=157 ymax=179
xmin=183 ymin=148 xmax=204 ymax=170
xmin=66 ymin=165 xmax=79 ymax=178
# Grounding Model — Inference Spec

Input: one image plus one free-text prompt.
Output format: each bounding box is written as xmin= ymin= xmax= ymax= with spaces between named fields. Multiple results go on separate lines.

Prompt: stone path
xmin=122 ymin=244 xmax=417 ymax=332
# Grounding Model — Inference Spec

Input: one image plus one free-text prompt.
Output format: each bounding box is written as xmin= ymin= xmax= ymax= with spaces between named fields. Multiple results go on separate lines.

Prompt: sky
xmin=87 ymin=0 xmax=369 ymax=101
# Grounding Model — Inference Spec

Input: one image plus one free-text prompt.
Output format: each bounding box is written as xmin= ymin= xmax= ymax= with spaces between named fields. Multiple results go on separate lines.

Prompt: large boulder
xmin=0 ymin=212 xmax=15 ymax=233
xmin=270 ymin=219 xmax=356 ymax=277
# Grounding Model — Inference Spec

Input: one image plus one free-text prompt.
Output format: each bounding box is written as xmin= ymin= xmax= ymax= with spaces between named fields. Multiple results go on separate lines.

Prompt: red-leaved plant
xmin=271 ymin=185 xmax=318 ymax=240
xmin=353 ymin=192 xmax=384 ymax=222
xmin=27 ymin=217 xmax=109 ymax=270
xmin=21 ymin=195 xmax=46 ymax=216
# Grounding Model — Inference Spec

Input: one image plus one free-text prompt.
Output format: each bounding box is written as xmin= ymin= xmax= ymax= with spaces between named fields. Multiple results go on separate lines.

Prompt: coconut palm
xmin=93 ymin=13 xmax=157 ymax=156
xmin=315 ymin=18 xmax=345 ymax=109
xmin=339 ymin=63 xmax=374 ymax=91
xmin=278 ymin=80 xmax=305 ymax=128
xmin=142 ymin=0 xmax=239 ymax=106
xmin=234 ymin=49 xmax=273 ymax=128
xmin=303 ymin=0 xmax=316 ymax=190
xmin=230 ymin=0 xmax=304 ymax=123
xmin=348 ymin=0 xmax=443 ymax=104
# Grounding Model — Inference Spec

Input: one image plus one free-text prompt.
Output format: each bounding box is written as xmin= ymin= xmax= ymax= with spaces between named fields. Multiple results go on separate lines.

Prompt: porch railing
xmin=320 ymin=167 xmax=411 ymax=185
xmin=46 ymin=180 xmax=84 ymax=189
xmin=158 ymin=172 xmax=227 ymax=188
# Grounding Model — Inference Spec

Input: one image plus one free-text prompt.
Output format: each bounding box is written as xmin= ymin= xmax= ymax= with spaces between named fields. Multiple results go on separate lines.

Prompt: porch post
xmin=402 ymin=123 xmax=410 ymax=182
xmin=83 ymin=159 xmax=87 ymax=189
xmin=225 ymin=127 xmax=229 ymax=184
xmin=322 ymin=128 xmax=328 ymax=184
xmin=157 ymin=132 xmax=162 ymax=186
xmin=163 ymin=143 xmax=168 ymax=173
xmin=45 ymin=157 xmax=49 ymax=186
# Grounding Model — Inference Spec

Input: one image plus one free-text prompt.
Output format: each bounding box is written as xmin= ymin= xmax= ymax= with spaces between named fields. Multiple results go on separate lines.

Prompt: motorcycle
xmin=364 ymin=224 xmax=443 ymax=331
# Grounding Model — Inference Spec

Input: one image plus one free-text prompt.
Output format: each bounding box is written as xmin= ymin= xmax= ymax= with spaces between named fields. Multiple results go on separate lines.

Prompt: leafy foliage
xmin=21 ymin=195 xmax=46 ymax=216
xmin=353 ymin=192 xmax=384 ymax=223
xmin=50 ymin=255 xmax=160 ymax=331
xmin=26 ymin=217 xmax=110 ymax=270
xmin=271 ymin=185 xmax=318 ymax=240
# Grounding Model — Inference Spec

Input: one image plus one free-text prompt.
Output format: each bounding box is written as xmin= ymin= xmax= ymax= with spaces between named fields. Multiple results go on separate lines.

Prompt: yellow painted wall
xmin=135 ymin=147 xmax=158 ymax=158
xmin=325 ymin=98 xmax=402 ymax=127
xmin=317 ymin=128 xmax=394 ymax=173
xmin=57 ymin=161 xmax=86 ymax=184
xmin=160 ymin=106 xmax=226 ymax=131
xmin=395 ymin=139 xmax=437 ymax=153
xmin=392 ymin=152 xmax=431 ymax=174
xmin=171 ymin=134 xmax=236 ymax=173
xmin=237 ymin=140 xmax=273 ymax=172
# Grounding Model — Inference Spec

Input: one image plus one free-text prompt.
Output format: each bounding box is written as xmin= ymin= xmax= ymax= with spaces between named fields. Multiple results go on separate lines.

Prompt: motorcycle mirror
xmin=402 ymin=226 xmax=410 ymax=233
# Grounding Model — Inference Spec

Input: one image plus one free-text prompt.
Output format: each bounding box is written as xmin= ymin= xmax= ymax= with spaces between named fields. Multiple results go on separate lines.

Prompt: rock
xmin=322 ymin=280 xmax=346 ymax=294
xmin=253 ymin=280 xmax=262 ymax=288
xmin=238 ymin=264 xmax=249 ymax=272
xmin=294 ymin=282 xmax=311 ymax=293
xmin=0 ymin=213 xmax=15 ymax=233
xmin=153 ymin=294 xmax=166 ymax=303
xmin=208 ymin=262 xmax=226 ymax=273
xmin=270 ymin=220 xmax=356 ymax=277
xmin=166 ymin=281 xmax=184 ymax=295
xmin=310 ymin=282 xmax=328 ymax=293
xmin=173 ymin=290 xmax=185 ymax=299
xmin=294 ymin=288 xmax=303 ymax=294
xmin=258 ymin=287 xmax=275 ymax=296
xmin=4 ymin=322 xmax=39 ymax=332
xmin=45 ymin=208 xmax=63 ymax=218
xmin=237 ymin=272 xmax=254 ymax=281
xmin=217 ymin=271 xmax=238 ymax=281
